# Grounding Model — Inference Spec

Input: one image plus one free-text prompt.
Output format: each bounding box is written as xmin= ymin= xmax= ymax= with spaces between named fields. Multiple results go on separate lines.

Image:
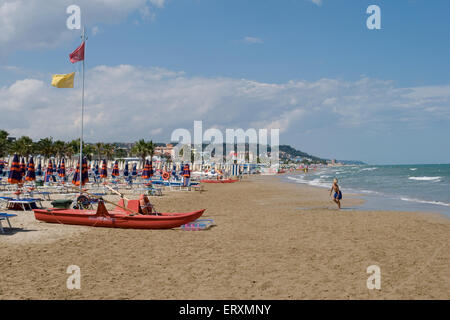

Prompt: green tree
xmin=103 ymin=143 xmax=115 ymax=161
xmin=114 ymin=148 xmax=128 ymax=159
xmin=53 ymin=140 xmax=67 ymax=159
xmin=131 ymin=139 xmax=154 ymax=166
xmin=83 ymin=144 xmax=95 ymax=161
xmin=68 ymin=139 xmax=80 ymax=155
xmin=94 ymin=142 xmax=103 ymax=161
xmin=36 ymin=137 xmax=54 ymax=160
xmin=0 ymin=130 xmax=10 ymax=157
xmin=10 ymin=136 xmax=34 ymax=158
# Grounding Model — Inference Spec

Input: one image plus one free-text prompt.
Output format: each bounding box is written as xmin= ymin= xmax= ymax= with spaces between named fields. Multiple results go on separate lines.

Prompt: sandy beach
xmin=0 ymin=174 xmax=449 ymax=300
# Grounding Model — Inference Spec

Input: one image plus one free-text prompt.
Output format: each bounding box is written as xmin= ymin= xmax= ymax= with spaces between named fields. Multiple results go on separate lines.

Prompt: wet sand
xmin=0 ymin=175 xmax=449 ymax=299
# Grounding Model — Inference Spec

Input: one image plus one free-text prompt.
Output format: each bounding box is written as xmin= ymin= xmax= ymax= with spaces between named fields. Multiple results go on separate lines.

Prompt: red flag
xmin=69 ymin=41 xmax=85 ymax=63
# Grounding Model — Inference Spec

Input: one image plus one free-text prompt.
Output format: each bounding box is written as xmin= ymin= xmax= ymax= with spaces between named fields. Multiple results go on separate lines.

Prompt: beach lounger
xmin=6 ymin=199 xmax=42 ymax=211
xmin=0 ymin=213 xmax=17 ymax=234
xmin=0 ymin=197 xmax=13 ymax=209
xmin=149 ymin=187 xmax=163 ymax=196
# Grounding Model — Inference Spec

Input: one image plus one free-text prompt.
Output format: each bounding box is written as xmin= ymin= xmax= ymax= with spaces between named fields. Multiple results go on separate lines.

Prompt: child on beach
xmin=329 ymin=178 xmax=342 ymax=209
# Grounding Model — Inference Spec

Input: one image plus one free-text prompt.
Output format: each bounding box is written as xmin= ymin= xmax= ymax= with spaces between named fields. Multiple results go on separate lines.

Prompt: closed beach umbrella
xmin=172 ymin=164 xmax=177 ymax=177
xmin=0 ymin=160 xmax=5 ymax=175
xmin=59 ymin=158 xmax=66 ymax=178
xmin=8 ymin=154 xmax=22 ymax=184
xmin=44 ymin=160 xmax=54 ymax=182
xmin=131 ymin=163 xmax=137 ymax=176
xmin=123 ymin=163 xmax=129 ymax=177
xmin=25 ymin=156 xmax=36 ymax=181
xmin=94 ymin=162 xmax=99 ymax=176
xmin=149 ymin=160 xmax=153 ymax=177
xmin=100 ymin=160 xmax=108 ymax=178
xmin=142 ymin=160 xmax=151 ymax=179
xmin=72 ymin=157 xmax=89 ymax=186
xmin=182 ymin=163 xmax=191 ymax=178
xmin=81 ymin=158 xmax=89 ymax=185
xmin=36 ymin=161 xmax=43 ymax=176
xmin=20 ymin=157 xmax=26 ymax=178
xmin=112 ymin=160 xmax=120 ymax=177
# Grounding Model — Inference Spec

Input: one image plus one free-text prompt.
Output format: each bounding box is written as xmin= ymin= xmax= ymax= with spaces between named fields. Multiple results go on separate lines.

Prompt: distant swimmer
xmin=329 ymin=178 xmax=342 ymax=209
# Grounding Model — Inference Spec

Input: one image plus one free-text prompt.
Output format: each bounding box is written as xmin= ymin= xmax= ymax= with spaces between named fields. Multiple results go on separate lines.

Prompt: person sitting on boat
xmin=139 ymin=194 xmax=155 ymax=215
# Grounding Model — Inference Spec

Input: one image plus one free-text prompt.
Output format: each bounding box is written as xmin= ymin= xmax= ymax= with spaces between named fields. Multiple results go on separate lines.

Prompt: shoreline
xmin=280 ymin=171 xmax=450 ymax=218
xmin=1 ymin=175 xmax=449 ymax=299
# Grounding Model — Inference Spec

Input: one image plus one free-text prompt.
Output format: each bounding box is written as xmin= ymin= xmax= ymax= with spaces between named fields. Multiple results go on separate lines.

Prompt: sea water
xmin=284 ymin=164 xmax=450 ymax=216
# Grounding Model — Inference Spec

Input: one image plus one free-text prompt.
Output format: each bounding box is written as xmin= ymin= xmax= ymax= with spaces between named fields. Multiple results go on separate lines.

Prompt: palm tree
xmin=10 ymin=136 xmax=34 ymax=159
xmin=94 ymin=142 xmax=103 ymax=161
xmin=103 ymin=143 xmax=115 ymax=161
xmin=0 ymin=130 xmax=10 ymax=158
xmin=114 ymin=148 xmax=128 ymax=159
xmin=36 ymin=137 xmax=54 ymax=160
xmin=53 ymin=140 xmax=66 ymax=160
xmin=83 ymin=144 xmax=95 ymax=161
xmin=131 ymin=139 xmax=154 ymax=168
xmin=147 ymin=140 xmax=155 ymax=158
xmin=68 ymin=139 xmax=80 ymax=155
xmin=65 ymin=142 xmax=76 ymax=167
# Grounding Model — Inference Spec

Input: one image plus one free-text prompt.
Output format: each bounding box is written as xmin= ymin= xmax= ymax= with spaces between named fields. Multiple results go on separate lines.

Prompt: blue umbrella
xmin=20 ymin=157 xmax=26 ymax=178
xmin=112 ymin=161 xmax=120 ymax=177
xmin=123 ymin=162 xmax=129 ymax=177
xmin=36 ymin=161 xmax=43 ymax=176
xmin=25 ymin=156 xmax=36 ymax=181
xmin=142 ymin=160 xmax=151 ymax=179
xmin=44 ymin=160 xmax=54 ymax=182
xmin=131 ymin=163 xmax=137 ymax=176
xmin=0 ymin=160 xmax=5 ymax=176
xmin=8 ymin=154 xmax=22 ymax=184
xmin=59 ymin=158 xmax=66 ymax=179
xmin=172 ymin=164 xmax=177 ymax=176
xmin=100 ymin=160 xmax=108 ymax=178
xmin=72 ymin=157 xmax=89 ymax=186
xmin=94 ymin=162 xmax=99 ymax=176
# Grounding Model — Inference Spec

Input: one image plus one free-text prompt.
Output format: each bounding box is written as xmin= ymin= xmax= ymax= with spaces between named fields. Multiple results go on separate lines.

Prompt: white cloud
xmin=0 ymin=65 xmax=449 ymax=145
xmin=0 ymin=0 xmax=166 ymax=55
xmin=308 ymin=0 xmax=323 ymax=6
xmin=92 ymin=26 xmax=100 ymax=36
xmin=243 ymin=36 xmax=263 ymax=44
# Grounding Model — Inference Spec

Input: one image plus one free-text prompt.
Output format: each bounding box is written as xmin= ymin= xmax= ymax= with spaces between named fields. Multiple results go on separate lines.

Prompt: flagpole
xmin=79 ymin=26 xmax=86 ymax=194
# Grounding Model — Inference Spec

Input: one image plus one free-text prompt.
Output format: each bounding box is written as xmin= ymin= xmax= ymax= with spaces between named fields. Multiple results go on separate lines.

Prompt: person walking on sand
xmin=330 ymin=178 xmax=342 ymax=209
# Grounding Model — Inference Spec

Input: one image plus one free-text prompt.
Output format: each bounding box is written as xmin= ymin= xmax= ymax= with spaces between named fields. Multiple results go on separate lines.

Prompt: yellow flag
xmin=51 ymin=72 xmax=75 ymax=88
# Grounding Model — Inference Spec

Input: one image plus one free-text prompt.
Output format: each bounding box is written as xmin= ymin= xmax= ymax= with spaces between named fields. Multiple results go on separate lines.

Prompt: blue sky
xmin=0 ymin=0 xmax=449 ymax=164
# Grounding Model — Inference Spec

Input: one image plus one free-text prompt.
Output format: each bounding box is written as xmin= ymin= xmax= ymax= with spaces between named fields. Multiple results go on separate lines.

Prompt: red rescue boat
xmin=200 ymin=179 xmax=238 ymax=183
xmin=33 ymin=201 xmax=205 ymax=229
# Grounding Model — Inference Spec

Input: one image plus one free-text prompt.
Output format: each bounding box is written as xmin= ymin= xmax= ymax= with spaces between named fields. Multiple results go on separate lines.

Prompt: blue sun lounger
xmin=0 ymin=213 xmax=17 ymax=234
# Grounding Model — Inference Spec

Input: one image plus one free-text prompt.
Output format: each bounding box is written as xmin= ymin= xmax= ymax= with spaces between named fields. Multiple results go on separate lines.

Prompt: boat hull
xmin=33 ymin=208 xmax=205 ymax=229
xmin=200 ymin=179 xmax=238 ymax=183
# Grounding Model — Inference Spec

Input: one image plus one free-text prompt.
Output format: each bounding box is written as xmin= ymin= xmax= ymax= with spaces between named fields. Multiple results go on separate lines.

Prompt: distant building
xmin=154 ymin=143 xmax=174 ymax=158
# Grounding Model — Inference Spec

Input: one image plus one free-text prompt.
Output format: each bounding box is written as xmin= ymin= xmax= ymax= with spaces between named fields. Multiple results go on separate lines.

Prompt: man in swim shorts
xmin=329 ymin=178 xmax=342 ymax=209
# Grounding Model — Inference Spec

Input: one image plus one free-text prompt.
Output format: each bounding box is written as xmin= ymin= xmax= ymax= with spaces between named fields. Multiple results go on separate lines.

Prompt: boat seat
xmin=127 ymin=200 xmax=142 ymax=214
xmin=116 ymin=199 xmax=128 ymax=212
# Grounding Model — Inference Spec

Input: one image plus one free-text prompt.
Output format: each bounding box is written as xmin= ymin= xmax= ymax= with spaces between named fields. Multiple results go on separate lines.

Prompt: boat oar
xmin=104 ymin=184 xmax=130 ymax=201
xmin=65 ymin=185 xmax=140 ymax=215
xmin=105 ymin=182 xmax=160 ymax=216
